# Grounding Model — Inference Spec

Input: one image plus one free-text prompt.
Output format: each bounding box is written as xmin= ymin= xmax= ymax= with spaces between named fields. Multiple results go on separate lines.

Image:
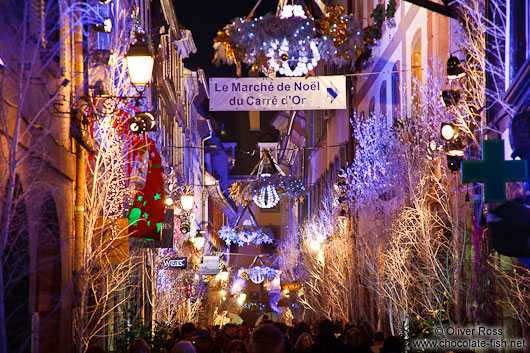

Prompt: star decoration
xmin=137 ymin=196 xmax=143 ymax=201
xmin=255 ymin=51 xmax=270 ymax=69
xmin=144 ymin=212 xmax=149 ymax=219
xmin=154 ymin=193 xmax=161 ymax=200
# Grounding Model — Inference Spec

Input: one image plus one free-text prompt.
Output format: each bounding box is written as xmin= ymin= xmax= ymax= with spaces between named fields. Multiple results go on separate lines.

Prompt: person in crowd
xmin=194 ymin=329 xmax=221 ymax=353
xmin=236 ymin=328 xmax=246 ymax=340
xmin=294 ymin=333 xmax=313 ymax=353
xmin=220 ymin=323 xmax=238 ymax=351
xmin=273 ymin=322 xmax=293 ymax=353
xmin=172 ymin=326 xmax=181 ymax=342
xmin=86 ymin=344 xmax=107 ymax=353
xmin=128 ymin=338 xmax=151 ymax=353
xmin=172 ymin=341 xmax=197 ymax=353
xmin=381 ymin=336 xmax=405 ymax=353
xmin=307 ymin=319 xmax=344 ymax=353
xmin=248 ymin=324 xmax=285 ymax=353
xmin=226 ymin=339 xmax=248 ymax=353
xmin=181 ymin=323 xmax=198 ymax=342
xmin=370 ymin=332 xmax=384 ymax=353
xmin=291 ymin=322 xmax=311 ymax=348
xmin=343 ymin=328 xmax=372 ymax=353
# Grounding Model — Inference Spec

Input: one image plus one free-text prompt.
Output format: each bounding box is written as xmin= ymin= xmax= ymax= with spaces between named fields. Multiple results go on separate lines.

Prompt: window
xmin=42 ymin=0 xmax=60 ymax=64
xmin=379 ymin=80 xmax=387 ymax=116
xmin=510 ymin=1 xmax=528 ymax=80
xmin=392 ymin=62 xmax=401 ymax=119
xmin=411 ymin=30 xmax=422 ymax=83
xmin=411 ymin=29 xmax=422 ymax=107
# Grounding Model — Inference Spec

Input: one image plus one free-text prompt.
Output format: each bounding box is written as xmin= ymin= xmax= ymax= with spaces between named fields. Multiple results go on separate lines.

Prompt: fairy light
xmin=96 ymin=113 xmax=126 ymax=218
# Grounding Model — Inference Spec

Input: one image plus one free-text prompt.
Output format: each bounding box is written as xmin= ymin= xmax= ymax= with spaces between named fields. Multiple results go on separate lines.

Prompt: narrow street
xmin=0 ymin=1 xmax=530 ymax=352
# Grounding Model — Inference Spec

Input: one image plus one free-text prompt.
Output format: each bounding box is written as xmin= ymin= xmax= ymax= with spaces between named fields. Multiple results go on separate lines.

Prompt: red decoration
xmin=127 ymin=139 xmax=166 ymax=241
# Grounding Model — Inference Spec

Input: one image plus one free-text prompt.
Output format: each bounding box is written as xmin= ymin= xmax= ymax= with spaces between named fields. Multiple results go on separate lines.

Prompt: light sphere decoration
xmin=253 ymin=184 xmax=280 ymax=208
xmin=250 ymin=271 xmax=265 ymax=284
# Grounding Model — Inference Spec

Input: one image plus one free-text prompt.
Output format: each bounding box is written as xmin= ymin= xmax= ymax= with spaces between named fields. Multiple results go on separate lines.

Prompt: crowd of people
xmin=87 ymin=318 xmax=406 ymax=353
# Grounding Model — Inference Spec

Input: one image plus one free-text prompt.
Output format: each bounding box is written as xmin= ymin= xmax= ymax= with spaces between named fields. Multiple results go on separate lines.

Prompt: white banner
xmin=209 ymin=76 xmax=346 ymax=111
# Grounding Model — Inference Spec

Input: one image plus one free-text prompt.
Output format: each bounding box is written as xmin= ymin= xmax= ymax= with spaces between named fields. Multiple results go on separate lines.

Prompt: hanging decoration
xmin=219 ymin=225 xmax=274 ymax=247
xmin=213 ymin=1 xmax=396 ymax=77
xmin=126 ymin=139 xmax=167 ymax=241
xmin=229 ymin=150 xmax=306 ymax=208
xmin=239 ymin=256 xmax=280 ymax=284
xmin=218 ymin=205 xmax=274 ymax=246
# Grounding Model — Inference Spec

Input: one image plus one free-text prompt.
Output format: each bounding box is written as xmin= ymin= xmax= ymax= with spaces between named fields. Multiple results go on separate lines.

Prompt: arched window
xmin=411 ymin=29 xmax=422 ymax=83
xmin=2 ymin=175 xmax=30 ymax=352
xmin=37 ymin=194 xmax=61 ymax=352
xmin=392 ymin=62 xmax=401 ymax=118
xmin=411 ymin=29 xmax=422 ymax=107
xmin=379 ymin=80 xmax=387 ymax=116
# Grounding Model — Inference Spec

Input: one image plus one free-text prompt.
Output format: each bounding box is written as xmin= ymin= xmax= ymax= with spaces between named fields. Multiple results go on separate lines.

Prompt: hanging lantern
xmin=125 ymin=33 xmax=154 ymax=86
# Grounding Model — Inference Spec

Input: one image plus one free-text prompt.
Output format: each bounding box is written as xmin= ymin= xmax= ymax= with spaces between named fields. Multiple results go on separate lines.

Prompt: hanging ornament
xmin=218 ymin=206 xmax=274 ymax=247
xmin=239 ymin=256 xmax=279 ymax=284
xmin=253 ymin=183 xmax=280 ymax=208
xmin=213 ymin=1 xmax=397 ymax=75
xmin=230 ymin=150 xmax=306 ymax=207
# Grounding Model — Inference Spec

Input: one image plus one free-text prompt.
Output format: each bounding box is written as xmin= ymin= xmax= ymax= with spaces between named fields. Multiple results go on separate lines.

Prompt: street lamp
xmin=125 ymin=33 xmax=154 ymax=87
xmin=93 ymin=18 xmax=112 ymax=33
xmin=446 ymin=56 xmax=466 ymax=79
xmin=192 ymin=232 xmax=206 ymax=250
xmin=446 ymin=150 xmax=464 ymax=172
xmin=129 ymin=111 xmax=157 ymax=134
xmin=441 ymin=123 xmax=458 ymax=141
xmin=441 ymin=89 xmax=461 ymax=107
xmin=180 ymin=194 xmax=194 ymax=212
xmin=220 ymin=266 xmax=229 ymax=281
